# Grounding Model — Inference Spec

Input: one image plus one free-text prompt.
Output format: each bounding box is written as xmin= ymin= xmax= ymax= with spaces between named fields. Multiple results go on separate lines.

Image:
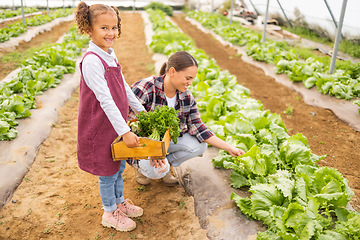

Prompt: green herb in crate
xmin=131 ymin=106 xmax=180 ymax=143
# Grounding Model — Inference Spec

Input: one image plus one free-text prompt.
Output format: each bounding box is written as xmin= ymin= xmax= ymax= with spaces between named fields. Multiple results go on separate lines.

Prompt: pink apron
xmin=77 ymin=52 xmax=129 ymax=176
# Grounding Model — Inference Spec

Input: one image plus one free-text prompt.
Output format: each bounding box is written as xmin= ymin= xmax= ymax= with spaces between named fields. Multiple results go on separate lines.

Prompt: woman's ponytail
xmin=159 ymin=62 xmax=167 ymax=76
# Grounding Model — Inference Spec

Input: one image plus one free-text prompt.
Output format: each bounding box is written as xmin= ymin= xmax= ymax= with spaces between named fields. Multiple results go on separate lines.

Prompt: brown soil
xmin=0 ymin=12 xmax=207 ymax=240
xmin=172 ymin=14 xmax=360 ymax=210
xmin=0 ymin=20 xmax=75 ymax=80
xmin=0 ymin=11 xmax=359 ymax=240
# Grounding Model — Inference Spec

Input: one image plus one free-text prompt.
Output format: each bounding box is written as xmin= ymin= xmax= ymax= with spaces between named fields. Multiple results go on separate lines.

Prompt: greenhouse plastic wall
xmin=0 ymin=0 xmax=185 ymax=9
xmin=189 ymin=0 xmax=359 ymax=40
xmin=244 ymin=0 xmax=360 ymax=40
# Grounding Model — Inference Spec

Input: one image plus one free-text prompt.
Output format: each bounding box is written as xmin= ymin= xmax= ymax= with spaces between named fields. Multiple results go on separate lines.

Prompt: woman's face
xmin=170 ymin=66 xmax=198 ymax=93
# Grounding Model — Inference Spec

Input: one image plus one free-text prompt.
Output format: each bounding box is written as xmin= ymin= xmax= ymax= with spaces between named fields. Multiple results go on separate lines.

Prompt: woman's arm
xmin=204 ymin=135 xmax=245 ymax=156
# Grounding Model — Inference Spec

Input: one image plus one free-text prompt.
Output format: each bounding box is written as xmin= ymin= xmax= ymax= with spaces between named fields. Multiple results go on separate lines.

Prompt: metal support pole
xmin=329 ymin=0 xmax=347 ymax=74
xmin=324 ymin=0 xmax=344 ymax=39
xmin=133 ymin=0 xmax=135 ymax=11
xmin=20 ymin=0 xmax=26 ymax=25
xmin=47 ymin=0 xmax=49 ymax=15
xmin=211 ymin=0 xmax=214 ymax=13
xmin=276 ymin=0 xmax=292 ymax=27
xmin=72 ymin=0 xmax=75 ymax=8
xmin=248 ymin=0 xmax=260 ymax=16
xmin=63 ymin=0 xmax=65 ymax=10
xmin=12 ymin=0 xmax=15 ymax=10
xmin=230 ymin=0 xmax=234 ymax=24
xmin=262 ymin=0 xmax=270 ymax=43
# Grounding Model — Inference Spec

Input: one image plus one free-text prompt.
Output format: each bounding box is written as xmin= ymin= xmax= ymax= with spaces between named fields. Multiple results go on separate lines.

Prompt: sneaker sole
xmin=162 ymin=180 xmax=178 ymax=186
xmin=102 ymin=219 xmax=136 ymax=232
xmin=126 ymin=209 xmax=144 ymax=218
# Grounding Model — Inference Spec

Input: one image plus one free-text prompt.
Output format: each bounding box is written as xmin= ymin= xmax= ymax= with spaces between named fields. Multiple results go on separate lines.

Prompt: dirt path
xmin=172 ymin=14 xmax=360 ymax=211
xmin=0 ymin=12 xmax=206 ymax=240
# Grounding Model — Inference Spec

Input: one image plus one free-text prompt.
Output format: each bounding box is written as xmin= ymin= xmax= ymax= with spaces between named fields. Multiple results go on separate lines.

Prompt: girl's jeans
xmin=135 ymin=133 xmax=207 ymax=179
xmin=98 ymin=160 xmax=126 ymax=212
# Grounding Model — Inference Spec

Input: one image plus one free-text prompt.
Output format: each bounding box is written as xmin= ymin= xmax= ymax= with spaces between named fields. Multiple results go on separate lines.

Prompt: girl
xmin=75 ymin=2 xmax=146 ymax=232
xmin=129 ymin=51 xmax=245 ymax=185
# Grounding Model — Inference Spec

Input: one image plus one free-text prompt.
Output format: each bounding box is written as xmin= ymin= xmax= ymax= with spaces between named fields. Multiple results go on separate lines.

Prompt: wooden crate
xmin=111 ymin=120 xmax=171 ymax=161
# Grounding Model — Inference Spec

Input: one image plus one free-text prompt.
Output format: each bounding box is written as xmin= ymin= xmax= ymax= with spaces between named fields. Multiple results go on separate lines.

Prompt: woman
xmin=129 ymin=51 xmax=244 ymax=185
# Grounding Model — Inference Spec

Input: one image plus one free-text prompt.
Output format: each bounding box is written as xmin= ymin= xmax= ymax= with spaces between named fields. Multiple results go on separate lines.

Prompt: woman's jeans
xmin=135 ymin=133 xmax=207 ymax=179
xmin=98 ymin=160 xmax=126 ymax=212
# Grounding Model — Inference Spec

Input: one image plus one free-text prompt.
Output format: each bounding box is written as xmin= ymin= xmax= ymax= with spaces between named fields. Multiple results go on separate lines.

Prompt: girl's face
xmin=170 ymin=66 xmax=198 ymax=93
xmin=88 ymin=13 xmax=118 ymax=53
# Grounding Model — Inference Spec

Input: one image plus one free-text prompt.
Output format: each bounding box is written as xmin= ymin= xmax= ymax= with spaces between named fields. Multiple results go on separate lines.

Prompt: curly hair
xmin=75 ymin=1 xmax=121 ymax=38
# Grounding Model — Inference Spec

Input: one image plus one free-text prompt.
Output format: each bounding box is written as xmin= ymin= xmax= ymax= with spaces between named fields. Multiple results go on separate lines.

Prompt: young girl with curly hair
xmin=75 ymin=1 xmax=146 ymax=232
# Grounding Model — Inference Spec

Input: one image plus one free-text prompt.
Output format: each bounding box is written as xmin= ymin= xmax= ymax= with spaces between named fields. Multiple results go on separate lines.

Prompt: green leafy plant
xmin=146 ymin=9 xmax=359 ymax=239
xmin=132 ymin=105 xmax=180 ymax=143
xmin=0 ymin=25 xmax=89 ymax=140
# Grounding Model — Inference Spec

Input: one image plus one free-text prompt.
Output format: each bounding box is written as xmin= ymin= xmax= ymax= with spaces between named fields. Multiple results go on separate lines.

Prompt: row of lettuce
xmin=147 ymin=9 xmax=359 ymax=240
xmin=187 ymin=11 xmax=360 ymax=112
xmin=0 ymin=7 xmax=39 ymax=19
xmin=0 ymin=8 xmax=73 ymax=43
xmin=0 ymin=26 xmax=89 ymax=140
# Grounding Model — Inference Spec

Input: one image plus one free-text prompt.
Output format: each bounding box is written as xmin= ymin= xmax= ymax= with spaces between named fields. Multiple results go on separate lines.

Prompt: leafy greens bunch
xmin=131 ymin=106 xmax=180 ymax=144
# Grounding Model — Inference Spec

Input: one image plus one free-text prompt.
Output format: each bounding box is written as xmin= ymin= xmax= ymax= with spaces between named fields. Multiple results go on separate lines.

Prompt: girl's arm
xmin=204 ymin=136 xmax=245 ymax=157
xmin=121 ymin=72 xmax=146 ymax=114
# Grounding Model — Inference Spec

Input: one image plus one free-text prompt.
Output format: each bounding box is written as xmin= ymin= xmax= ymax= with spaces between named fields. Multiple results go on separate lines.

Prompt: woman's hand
xmin=204 ymin=136 xmax=245 ymax=157
xmin=150 ymin=158 xmax=166 ymax=168
xmin=228 ymin=146 xmax=245 ymax=157
xmin=122 ymin=131 xmax=140 ymax=148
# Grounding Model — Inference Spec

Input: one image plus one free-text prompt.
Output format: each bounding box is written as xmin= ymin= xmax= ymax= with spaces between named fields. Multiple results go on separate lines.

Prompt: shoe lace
xmin=123 ymin=199 xmax=135 ymax=210
xmin=112 ymin=209 xmax=128 ymax=223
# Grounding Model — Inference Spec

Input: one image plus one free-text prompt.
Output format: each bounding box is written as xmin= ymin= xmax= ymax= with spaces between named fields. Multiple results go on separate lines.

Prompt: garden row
xmin=0 ymin=25 xmax=89 ymax=140
xmin=0 ymin=7 xmax=39 ymax=19
xmin=0 ymin=8 xmax=73 ymax=43
xmin=187 ymin=11 xmax=360 ymax=111
xmin=147 ymin=8 xmax=359 ymax=240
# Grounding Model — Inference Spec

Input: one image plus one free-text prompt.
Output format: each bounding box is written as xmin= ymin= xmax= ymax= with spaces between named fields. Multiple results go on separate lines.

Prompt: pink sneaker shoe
xmin=117 ymin=199 xmax=143 ymax=218
xmin=102 ymin=209 xmax=136 ymax=232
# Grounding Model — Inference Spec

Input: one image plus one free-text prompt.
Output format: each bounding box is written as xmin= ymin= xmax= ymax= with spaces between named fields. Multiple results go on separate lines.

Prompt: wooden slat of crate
xmin=111 ymin=128 xmax=171 ymax=161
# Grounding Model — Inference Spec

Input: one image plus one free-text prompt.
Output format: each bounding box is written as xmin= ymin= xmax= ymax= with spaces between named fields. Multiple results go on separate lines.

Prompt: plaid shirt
xmin=130 ymin=75 xmax=214 ymax=143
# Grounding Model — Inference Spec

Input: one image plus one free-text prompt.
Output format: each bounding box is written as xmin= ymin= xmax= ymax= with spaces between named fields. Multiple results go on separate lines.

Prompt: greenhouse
xmin=0 ymin=0 xmax=359 ymax=239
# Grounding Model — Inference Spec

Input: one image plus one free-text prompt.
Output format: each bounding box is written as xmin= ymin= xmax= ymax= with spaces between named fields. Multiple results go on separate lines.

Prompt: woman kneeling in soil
xmin=128 ymin=51 xmax=245 ymax=185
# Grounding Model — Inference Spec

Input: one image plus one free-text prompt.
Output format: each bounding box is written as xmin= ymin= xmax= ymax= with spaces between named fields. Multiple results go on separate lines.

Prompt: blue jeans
xmin=98 ymin=160 xmax=126 ymax=212
xmin=167 ymin=133 xmax=207 ymax=167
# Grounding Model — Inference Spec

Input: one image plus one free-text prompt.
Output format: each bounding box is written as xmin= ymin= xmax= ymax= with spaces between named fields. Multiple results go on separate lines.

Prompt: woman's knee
xmin=197 ymin=142 xmax=207 ymax=156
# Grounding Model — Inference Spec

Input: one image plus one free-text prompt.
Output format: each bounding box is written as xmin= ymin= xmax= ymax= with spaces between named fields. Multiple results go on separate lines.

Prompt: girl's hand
xmin=228 ymin=146 xmax=245 ymax=157
xmin=122 ymin=131 xmax=140 ymax=148
xmin=150 ymin=158 xmax=166 ymax=168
